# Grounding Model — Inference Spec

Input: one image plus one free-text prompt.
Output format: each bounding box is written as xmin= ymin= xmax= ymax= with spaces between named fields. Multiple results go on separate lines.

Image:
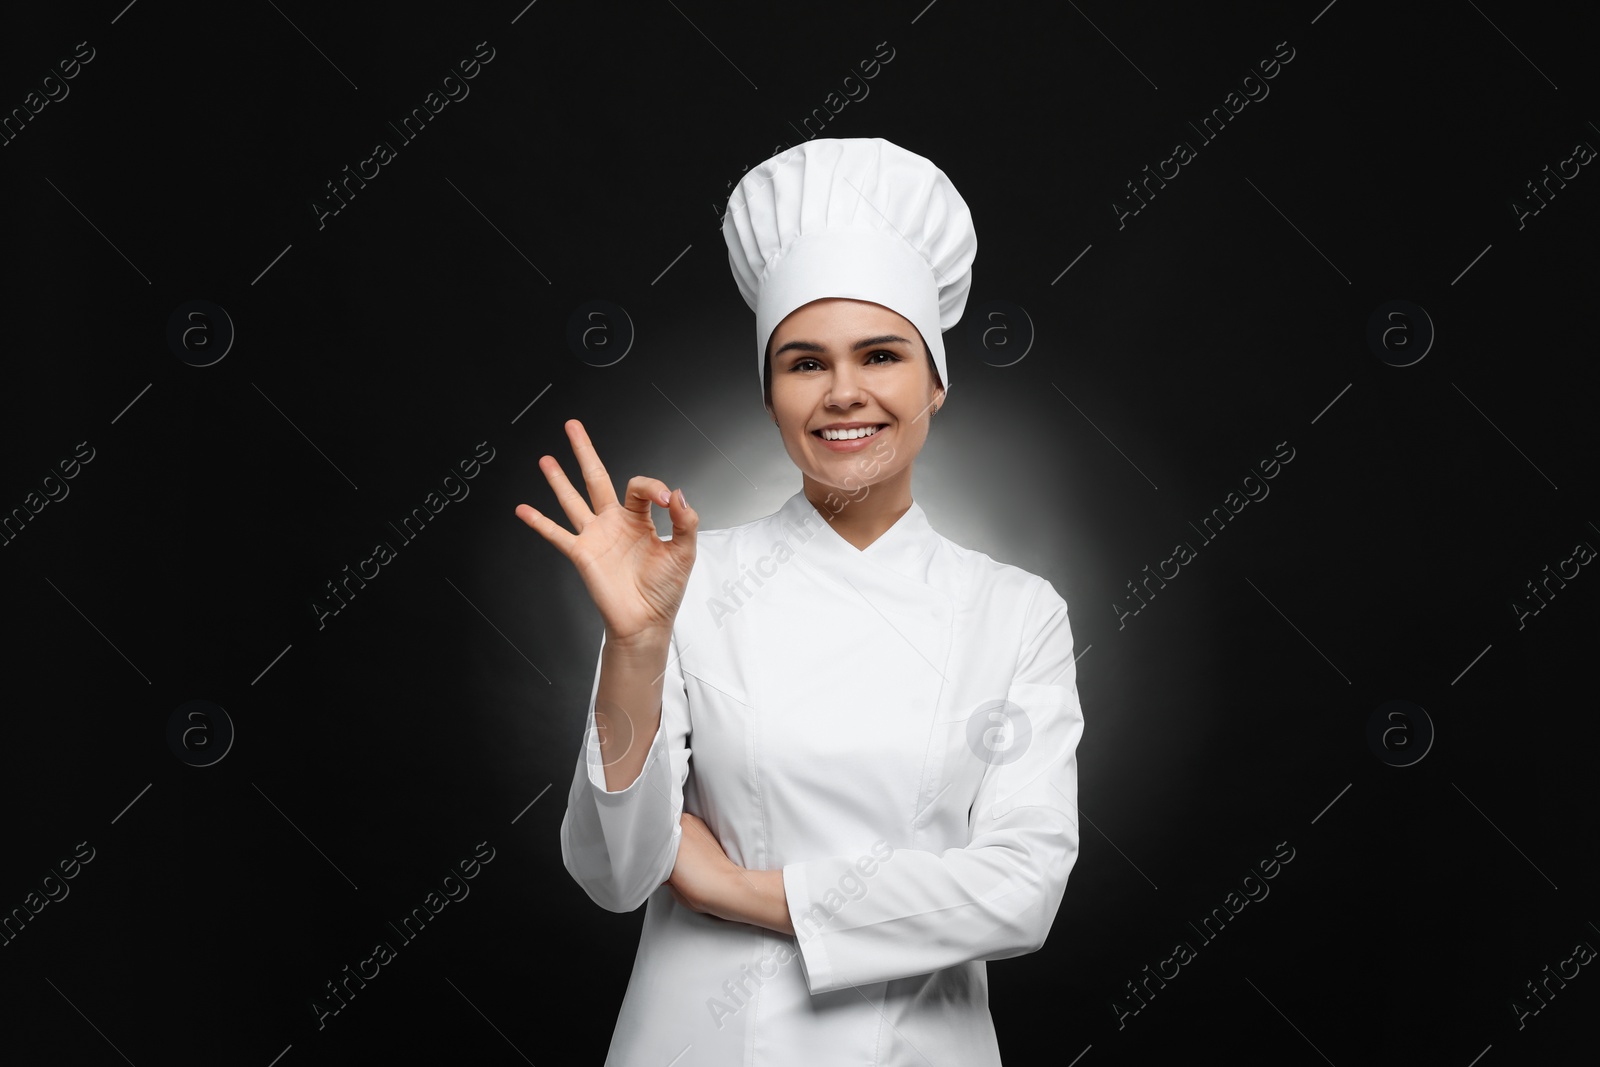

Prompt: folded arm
xmin=779 ymin=580 xmax=1085 ymax=994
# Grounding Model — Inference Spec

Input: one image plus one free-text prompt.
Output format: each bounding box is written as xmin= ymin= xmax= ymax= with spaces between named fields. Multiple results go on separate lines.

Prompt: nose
xmin=826 ymin=360 xmax=865 ymax=408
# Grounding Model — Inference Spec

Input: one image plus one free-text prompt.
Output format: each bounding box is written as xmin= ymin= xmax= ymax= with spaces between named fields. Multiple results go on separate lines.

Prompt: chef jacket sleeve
xmin=780 ymin=577 xmax=1084 ymax=994
xmin=559 ymin=625 xmax=692 ymax=913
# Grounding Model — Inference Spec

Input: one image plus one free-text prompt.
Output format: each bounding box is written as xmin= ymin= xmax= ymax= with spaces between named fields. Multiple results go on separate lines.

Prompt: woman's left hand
xmin=667 ymin=812 xmax=740 ymax=917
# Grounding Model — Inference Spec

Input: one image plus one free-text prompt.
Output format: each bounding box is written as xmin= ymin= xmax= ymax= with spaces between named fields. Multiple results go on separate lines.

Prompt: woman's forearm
xmin=594 ymin=629 xmax=672 ymax=792
xmin=712 ymin=868 xmax=794 ymax=935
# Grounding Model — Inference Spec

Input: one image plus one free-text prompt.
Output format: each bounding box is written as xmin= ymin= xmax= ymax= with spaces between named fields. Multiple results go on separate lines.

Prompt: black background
xmin=2 ymin=1 xmax=1597 ymax=1064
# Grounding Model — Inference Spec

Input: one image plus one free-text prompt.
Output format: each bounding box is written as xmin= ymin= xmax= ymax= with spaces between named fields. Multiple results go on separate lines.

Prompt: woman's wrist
xmin=603 ymin=625 xmax=673 ymax=657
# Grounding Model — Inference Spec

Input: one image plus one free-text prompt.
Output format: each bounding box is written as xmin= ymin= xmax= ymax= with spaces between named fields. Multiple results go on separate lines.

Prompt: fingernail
xmin=678 ymin=488 xmax=687 ymax=507
xmin=658 ymin=489 xmax=670 ymax=505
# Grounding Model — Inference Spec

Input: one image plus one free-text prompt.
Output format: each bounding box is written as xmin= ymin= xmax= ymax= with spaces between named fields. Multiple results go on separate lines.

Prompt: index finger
xmin=565 ymin=419 xmax=619 ymax=512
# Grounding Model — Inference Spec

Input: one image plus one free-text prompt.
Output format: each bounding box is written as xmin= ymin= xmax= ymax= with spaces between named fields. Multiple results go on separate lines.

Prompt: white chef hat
xmin=721 ymin=137 xmax=977 ymax=402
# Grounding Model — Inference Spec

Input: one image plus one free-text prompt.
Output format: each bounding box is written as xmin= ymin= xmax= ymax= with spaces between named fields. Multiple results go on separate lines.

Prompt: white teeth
xmin=819 ymin=425 xmax=883 ymax=441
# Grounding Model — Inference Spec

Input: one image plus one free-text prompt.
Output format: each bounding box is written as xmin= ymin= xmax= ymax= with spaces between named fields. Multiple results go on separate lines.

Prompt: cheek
xmin=782 ymin=425 xmax=817 ymax=466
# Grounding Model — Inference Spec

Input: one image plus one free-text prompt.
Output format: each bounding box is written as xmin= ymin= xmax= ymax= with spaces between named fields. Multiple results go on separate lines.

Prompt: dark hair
xmin=763 ymin=339 xmax=944 ymax=410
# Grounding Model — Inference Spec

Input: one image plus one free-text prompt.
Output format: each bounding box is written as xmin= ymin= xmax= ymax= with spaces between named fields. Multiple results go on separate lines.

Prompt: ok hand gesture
xmin=515 ymin=419 xmax=698 ymax=645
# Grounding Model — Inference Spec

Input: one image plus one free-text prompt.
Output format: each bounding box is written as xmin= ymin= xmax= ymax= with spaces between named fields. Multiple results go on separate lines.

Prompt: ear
xmin=932 ymin=384 xmax=946 ymax=414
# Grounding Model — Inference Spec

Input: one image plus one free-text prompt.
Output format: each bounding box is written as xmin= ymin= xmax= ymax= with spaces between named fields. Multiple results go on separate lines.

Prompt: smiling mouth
xmin=813 ymin=424 xmax=888 ymax=441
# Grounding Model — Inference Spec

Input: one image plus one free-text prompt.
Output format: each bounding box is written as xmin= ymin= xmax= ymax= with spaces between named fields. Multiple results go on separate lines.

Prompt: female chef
xmin=516 ymin=137 xmax=1084 ymax=1065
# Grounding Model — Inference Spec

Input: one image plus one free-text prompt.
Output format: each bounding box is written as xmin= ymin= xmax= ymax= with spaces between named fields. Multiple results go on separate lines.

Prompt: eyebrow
xmin=772 ymin=334 xmax=915 ymax=358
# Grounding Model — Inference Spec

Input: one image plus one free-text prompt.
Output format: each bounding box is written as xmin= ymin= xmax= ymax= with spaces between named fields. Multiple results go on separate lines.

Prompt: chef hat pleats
xmin=721 ymin=137 xmax=977 ymax=400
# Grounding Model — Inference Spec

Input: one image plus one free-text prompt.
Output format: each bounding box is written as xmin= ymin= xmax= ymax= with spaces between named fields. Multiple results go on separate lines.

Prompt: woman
xmin=516 ymin=138 xmax=1084 ymax=1065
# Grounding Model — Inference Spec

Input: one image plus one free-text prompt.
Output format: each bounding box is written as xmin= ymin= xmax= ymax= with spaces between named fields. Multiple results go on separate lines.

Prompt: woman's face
xmin=766 ymin=298 xmax=944 ymax=499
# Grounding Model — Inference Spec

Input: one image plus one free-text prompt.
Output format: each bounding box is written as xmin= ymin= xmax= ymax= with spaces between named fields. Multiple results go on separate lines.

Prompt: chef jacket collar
xmin=776 ymin=489 xmax=939 ymax=585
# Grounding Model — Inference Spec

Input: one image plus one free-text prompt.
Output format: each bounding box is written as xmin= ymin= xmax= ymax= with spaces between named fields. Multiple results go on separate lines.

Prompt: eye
xmin=789 ymin=357 xmax=823 ymax=372
xmin=866 ymin=349 xmax=903 ymax=364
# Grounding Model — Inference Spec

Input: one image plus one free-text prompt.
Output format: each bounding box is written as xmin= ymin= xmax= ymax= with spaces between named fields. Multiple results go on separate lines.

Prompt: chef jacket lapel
xmin=756 ymin=492 xmax=955 ymax=844
xmin=775 ymin=489 xmax=951 ymax=628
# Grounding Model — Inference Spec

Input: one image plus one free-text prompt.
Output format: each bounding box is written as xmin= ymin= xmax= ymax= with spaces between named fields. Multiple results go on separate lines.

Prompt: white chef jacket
xmin=560 ymin=489 xmax=1084 ymax=1066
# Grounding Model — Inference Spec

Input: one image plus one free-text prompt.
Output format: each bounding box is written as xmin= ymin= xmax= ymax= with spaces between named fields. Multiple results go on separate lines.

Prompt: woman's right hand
xmin=514 ymin=419 xmax=698 ymax=646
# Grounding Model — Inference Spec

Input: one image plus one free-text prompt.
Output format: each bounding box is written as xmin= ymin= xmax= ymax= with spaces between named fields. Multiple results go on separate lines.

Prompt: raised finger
xmin=538 ymin=453 xmax=596 ymax=532
xmin=566 ymin=420 xmax=620 ymax=513
xmin=513 ymin=503 xmax=578 ymax=558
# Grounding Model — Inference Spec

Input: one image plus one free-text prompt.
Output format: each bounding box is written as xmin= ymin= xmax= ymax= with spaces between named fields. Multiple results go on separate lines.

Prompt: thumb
xmin=668 ymin=487 xmax=697 ymax=542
